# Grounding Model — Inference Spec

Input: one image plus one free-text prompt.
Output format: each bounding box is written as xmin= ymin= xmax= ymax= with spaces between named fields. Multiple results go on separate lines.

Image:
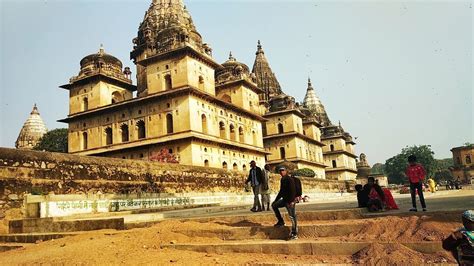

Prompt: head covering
xmin=462 ymin=210 xmax=474 ymax=222
xmin=277 ymin=166 xmax=287 ymax=172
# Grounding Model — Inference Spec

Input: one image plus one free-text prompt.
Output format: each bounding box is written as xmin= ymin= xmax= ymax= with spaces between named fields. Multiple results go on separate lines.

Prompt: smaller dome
xmin=15 ymin=104 xmax=48 ymax=150
xmin=216 ymin=52 xmax=251 ymax=84
xmin=79 ymin=45 xmax=123 ymax=69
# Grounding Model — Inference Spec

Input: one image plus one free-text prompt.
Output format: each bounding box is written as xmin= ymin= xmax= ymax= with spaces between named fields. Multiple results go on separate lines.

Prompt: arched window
xmin=105 ymin=127 xmax=112 ymax=145
xmin=332 ymin=160 xmax=337 ymax=168
xmin=242 ymin=164 xmax=247 ymax=172
xmin=222 ymin=161 xmax=228 ymax=169
xmin=280 ymin=147 xmax=286 ymax=159
xmin=136 ymin=120 xmax=146 ymax=139
xmin=467 ymin=155 xmax=472 ymax=164
xmin=221 ymin=94 xmax=232 ymax=103
xmin=164 ymin=74 xmax=172 ymax=90
xmin=277 ymin=123 xmax=284 ymax=134
xmin=82 ymin=132 xmax=88 ymax=150
xmin=330 ymin=144 xmax=335 ymax=151
xmin=111 ymin=91 xmax=123 ymax=104
xmin=238 ymin=127 xmax=244 ymax=143
xmin=229 ymin=124 xmax=236 ymax=141
xmin=233 ymin=163 xmax=238 ymax=171
xmin=121 ymin=124 xmax=129 ymax=142
xmin=201 ymin=114 xmax=208 ymax=134
xmin=82 ymin=97 xmax=89 ymax=111
xmin=252 ymin=131 xmax=257 ymax=146
xmin=219 ymin=121 xmax=226 ymax=139
xmin=166 ymin=113 xmax=173 ymax=134
xmin=204 ymin=160 xmax=209 ymax=167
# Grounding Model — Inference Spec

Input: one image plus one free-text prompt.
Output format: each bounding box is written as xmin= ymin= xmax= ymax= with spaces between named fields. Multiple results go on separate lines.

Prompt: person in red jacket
xmin=405 ymin=155 xmax=427 ymax=212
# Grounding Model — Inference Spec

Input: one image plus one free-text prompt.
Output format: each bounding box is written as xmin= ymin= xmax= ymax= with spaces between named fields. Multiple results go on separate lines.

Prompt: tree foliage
xmin=33 ymin=128 xmax=68 ymax=153
xmin=370 ymin=163 xmax=385 ymax=175
xmin=384 ymin=145 xmax=436 ymax=184
xmin=433 ymin=158 xmax=454 ymax=182
xmin=293 ymin=168 xmax=316 ymax=178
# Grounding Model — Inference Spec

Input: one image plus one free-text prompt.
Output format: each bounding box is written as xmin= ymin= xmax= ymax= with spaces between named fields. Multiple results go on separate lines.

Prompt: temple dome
xmin=303 ymin=78 xmax=331 ymax=127
xmin=80 ymin=46 xmax=123 ymax=69
xmin=216 ymin=52 xmax=252 ymax=84
xmin=15 ymin=104 xmax=48 ymax=150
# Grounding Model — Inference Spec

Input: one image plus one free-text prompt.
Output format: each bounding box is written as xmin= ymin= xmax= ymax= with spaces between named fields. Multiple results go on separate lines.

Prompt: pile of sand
xmin=346 ymin=215 xmax=460 ymax=242
xmin=353 ymin=243 xmax=454 ymax=265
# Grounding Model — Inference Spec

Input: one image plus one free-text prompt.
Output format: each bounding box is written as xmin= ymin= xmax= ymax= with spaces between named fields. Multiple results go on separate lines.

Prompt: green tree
xmin=33 ymin=128 xmax=68 ymax=153
xmin=384 ymin=145 xmax=436 ymax=184
xmin=433 ymin=158 xmax=454 ymax=182
xmin=371 ymin=163 xmax=385 ymax=174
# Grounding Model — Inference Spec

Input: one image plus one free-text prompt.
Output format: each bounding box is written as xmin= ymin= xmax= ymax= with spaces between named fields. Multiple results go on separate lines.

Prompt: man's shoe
xmin=274 ymin=222 xmax=285 ymax=227
xmin=409 ymin=208 xmax=417 ymax=212
xmin=288 ymin=234 xmax=298 ymax=241
xmin=256 ymin=208 xmax=263 ymax=212
xmin=250 ymin=208 xmax=257 ymax=212
xmin=422 ymin=208 xmax=427 ymax=212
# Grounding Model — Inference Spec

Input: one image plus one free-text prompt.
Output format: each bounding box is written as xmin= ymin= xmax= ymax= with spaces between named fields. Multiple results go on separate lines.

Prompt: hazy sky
xmin=1 ymin=0 xmax=472 ymax=164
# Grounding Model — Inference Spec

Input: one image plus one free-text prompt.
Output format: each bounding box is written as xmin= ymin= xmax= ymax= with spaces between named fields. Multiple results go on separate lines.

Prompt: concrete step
xmin=176 ymin=222 xmax=365 ymax=240
xmin=188 ymin=208 xmax=365 ymax=226
xmin=0 ymin=232 xmax=78 ymax=243
xmin=0 ymin=243 xmax=33 ymax=252
xmin=9 ymin=217 xmax=124 ymax=233
xmin=162 ymin=240 xmax=444 ymax=256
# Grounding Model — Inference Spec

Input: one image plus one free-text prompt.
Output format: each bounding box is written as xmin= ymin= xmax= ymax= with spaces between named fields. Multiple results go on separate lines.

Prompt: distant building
xmin=450 ymin=145 xmax=474 ymax=184
xmin=15 ymin=104 xmax=48 ymax=149
xmin=58 ymin=0 xmax=358 ymax=180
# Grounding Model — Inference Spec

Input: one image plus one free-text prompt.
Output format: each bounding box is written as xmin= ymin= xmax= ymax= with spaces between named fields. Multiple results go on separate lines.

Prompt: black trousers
xmin=410 ymin=182 xmax=427 ymax=209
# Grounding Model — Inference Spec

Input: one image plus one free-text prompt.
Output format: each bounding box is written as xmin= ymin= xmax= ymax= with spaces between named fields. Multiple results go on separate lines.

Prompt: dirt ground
xmin=0 ymin=210 xmax=460 ymax=265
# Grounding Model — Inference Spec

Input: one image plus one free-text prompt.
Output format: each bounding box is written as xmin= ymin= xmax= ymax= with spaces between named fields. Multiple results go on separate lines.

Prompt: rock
xmin=170 ymin=240 xmax=176 ymax=244
xmin=35 ymin=240 xmax=43 ymax=244
xmin=23 ymin=163 xmax=32 ymax=167
xmin=60 ymin=243 xmax=66 ymax=247
xmin=12 ymin=162 xmax=19 ymax=167
xmin=8 ymin=194 xmax=19 ymax=200
xmin=424 ymin=235 xmax=436 ymax=241
xmin=142 ymin=245 xmax=147 ymax=249
xmin=169 ymin=260 xmax=177 ymax=263
xmin=41 ymin=162 xmax=46 ymax=169
xmin=47 ymin=163 xmax=56 ymax=169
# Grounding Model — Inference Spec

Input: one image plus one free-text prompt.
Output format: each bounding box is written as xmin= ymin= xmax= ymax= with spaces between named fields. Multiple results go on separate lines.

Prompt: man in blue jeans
xmin=272 ymin=166 xmax=298 ymax=240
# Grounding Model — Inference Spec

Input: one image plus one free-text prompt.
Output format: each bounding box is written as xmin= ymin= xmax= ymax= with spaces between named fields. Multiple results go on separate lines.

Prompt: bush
xmin=292 ymin=168 xmax=315 ymax=178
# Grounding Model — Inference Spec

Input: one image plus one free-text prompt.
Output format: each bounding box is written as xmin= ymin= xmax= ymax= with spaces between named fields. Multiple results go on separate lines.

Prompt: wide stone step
xmin=0 ymin=232 xmax=78 ymax=243
xmin=9 ymin=217 xmax=124 ymax=233
xmin=0 ymin=243 xmax=33 ymax=252
xmin=177 ymin=222 xmax=365 ymax=240
xmin=189 ymin=208 xmax=365 ymax=225
xmin=162 ymin=240 xmax=444 ymax=256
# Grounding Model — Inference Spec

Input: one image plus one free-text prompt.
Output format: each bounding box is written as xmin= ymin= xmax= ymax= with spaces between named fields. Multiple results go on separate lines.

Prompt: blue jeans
xmin=272 ymin=198 xmax=298 ymax=235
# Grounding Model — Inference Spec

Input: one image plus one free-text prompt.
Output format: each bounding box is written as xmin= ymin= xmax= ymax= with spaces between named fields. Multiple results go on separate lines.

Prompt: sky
xmin=0 ymin=0 xmax=472 ymax=164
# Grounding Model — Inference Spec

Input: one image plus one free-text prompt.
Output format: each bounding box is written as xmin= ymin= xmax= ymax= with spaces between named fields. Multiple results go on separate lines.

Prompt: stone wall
xmin=0 ymin=147 xmax=353 ymax=216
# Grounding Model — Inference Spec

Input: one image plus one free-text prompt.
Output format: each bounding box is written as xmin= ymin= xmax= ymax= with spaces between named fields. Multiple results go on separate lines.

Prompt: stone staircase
xmin=0 ymin=203 xmax=247 ymax=252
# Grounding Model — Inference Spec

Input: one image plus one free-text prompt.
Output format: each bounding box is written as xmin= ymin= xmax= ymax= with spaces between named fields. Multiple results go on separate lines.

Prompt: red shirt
xmin=406 ymin=163 xmax=426 ymax=183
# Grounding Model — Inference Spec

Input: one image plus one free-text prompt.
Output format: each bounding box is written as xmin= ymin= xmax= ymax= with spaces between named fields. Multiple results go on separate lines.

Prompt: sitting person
xmin=355 ymin=184 xmax=368 ymax=208
xmin=443 ymin=210 xmax=474 ymax=265
xmin=364 ymin=177 xmax=385 ymax=212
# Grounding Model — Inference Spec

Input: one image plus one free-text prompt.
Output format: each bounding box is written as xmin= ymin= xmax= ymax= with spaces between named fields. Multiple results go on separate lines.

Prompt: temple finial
xmin=99 ymin=44 xmax=104 ymax=54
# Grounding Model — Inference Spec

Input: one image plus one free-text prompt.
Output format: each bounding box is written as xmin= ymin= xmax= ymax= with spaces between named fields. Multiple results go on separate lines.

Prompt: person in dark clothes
xmin=355 ymin=184 xmax=368 ymax=208
xmin=364 ymin=177 xmax=385 ymax=212
xmin=272 ymin=166 xmax=298 ymax=240
xmin=245 ymin=160 xmax=264 ymax=212
xmin=443 ymin=210 xmax=474 ymax=265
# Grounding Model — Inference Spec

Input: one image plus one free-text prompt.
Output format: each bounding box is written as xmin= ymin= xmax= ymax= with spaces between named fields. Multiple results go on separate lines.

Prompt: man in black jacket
xmin=246 ymin=160 xmax=263 ymax=212
xmin=272 ymin=166 xmax=298 ymax=240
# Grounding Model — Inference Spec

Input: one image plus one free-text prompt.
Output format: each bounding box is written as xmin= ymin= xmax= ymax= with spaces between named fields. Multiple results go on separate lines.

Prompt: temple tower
xmin=15 ymin=104 xmax=48 ymax=149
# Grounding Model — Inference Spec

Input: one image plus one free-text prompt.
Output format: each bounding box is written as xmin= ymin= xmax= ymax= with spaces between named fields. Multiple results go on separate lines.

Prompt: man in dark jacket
xmin=246 ymin=160 xmax=263 ymax=212
xmin=272 ymin=166 xmax=298 ymax=240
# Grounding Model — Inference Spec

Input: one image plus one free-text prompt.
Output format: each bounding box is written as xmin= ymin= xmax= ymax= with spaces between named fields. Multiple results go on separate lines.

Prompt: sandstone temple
xmin=58 ymin=0 xmax=358 ymax=181
xmin=15 ymin=104 xmax=48 ymax=150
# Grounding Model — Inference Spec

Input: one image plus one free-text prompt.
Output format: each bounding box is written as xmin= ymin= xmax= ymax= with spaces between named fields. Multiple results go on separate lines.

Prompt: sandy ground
xmin=0 ymin=211 xmax=460 ymax=265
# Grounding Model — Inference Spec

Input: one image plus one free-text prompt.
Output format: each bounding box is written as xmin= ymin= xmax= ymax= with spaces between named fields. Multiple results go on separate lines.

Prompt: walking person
xmin=272 ymin=166 xmax=298 ymax=240
xmin=406 ymin=155 xmax=427 ymax=212
xmin=261 ymin=165 xmax=272 ymax=211
xmin=246 ymin=160 xmax=263 ymax=212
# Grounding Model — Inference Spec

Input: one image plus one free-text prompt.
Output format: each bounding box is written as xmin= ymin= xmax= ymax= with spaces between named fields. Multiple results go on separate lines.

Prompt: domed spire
xmin=303 ymin=77 xmax=332 ymax=127
xmin=251 ymin=40 xmax=282 ymax=100
xmin=15 ymin=104 xmax=48 ymax=150
xmin=131 ymin=0 xmax=207 ymax=61
xmin=228 ymin=51 xmax=235 ymax=61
